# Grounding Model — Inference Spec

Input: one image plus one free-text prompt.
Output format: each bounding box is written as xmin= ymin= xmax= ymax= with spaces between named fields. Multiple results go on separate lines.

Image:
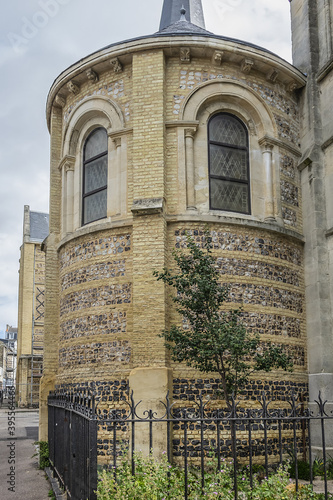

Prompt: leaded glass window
xmin=82 ymin=128 xmax=108 ymax=225
xmin=208 ymin=113 xmax=250 ymax=214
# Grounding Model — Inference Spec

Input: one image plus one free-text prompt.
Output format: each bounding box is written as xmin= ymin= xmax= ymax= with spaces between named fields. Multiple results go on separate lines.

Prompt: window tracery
xmin=208 ymin=113 xmax=250 ymax=214
xmin=82 ymin=127 xmax=108 ymax=225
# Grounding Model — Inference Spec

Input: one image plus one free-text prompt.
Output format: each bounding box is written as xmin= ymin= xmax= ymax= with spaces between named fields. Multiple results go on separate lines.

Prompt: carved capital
xmin=67 ymin=80 xmax=80 ymax=95
xmin=113 ymin=137 xmax=121 ymax=148
xmin=54 ymin=95 xmax=66 ymax=108
xmin=180 ymin=47 xmax=191 ymax=64
xmin=266 ymin=69 xmax=279 ymax=83
xmin=184 ymin=127 xmax=197 ymax=139
xmin=110 ymin=57 xmax=123 ymax=73
xmin=86 ymin=68 xmax=99 ymax=83
xmin=58 ymin=155 xmax=76 ymax=172
xmin=65 ymin=163 xmax=75 ymax=173
xmin=259 ymin=136 xmax=275 ymax=152
xmin=212 ymin=51 xmax=223 ymax=66
xmin=241 ymin=58 xmax=254 ymax=74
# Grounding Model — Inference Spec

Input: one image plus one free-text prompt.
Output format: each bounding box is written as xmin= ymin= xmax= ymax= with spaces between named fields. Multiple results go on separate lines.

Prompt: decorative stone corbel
xmin=131 ymin=198 xmax=164 ymax=215
xmin=67 ymin=80 xmax=80 ymax=95
xmin=247 ymin=119 xmax=256 ymax=136
xmin=212 ymin=51 xmax=223 ymax=66
xmin=266 ymin=69 xmax=279 ymax=83
xmin=241 ymin=58 xmax=254 ymax=74
xmin=288 ymin=81 xmax=298 ymax=93
xmin=110 ymin=57 xmax=123 ymax=73
xmin=54 ymin=95 xmax=66 ymax=108
xmin=86 ymin=68 xmax=99 ymax=83
xmin=180 ymin=47 xmax=191 ymax=64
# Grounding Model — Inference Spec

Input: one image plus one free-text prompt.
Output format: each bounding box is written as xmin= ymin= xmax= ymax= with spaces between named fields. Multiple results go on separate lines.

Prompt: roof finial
xmin=180 ymin=5 xmax=187 ymax=21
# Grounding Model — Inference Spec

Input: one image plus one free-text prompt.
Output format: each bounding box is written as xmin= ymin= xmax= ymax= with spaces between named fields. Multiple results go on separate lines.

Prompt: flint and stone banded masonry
xmin=40 ymin=0 xmax=333 ymax=459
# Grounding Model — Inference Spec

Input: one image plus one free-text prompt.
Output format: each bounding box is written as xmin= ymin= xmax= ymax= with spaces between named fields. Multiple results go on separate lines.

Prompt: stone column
xmin=65 ymin=163 xmax=74 ymax=233
xmin=113 ymin=137 xmax=122 ymax=216
xmin=260 ymin=139 xmax=275 ymax=222
xmin=185 ymin=128 xmax=196 ymax=210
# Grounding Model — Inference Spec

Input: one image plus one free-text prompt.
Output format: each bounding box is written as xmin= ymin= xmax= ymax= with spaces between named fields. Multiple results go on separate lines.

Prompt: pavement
xmin=0 ymin=403 xmax=51 ymax=500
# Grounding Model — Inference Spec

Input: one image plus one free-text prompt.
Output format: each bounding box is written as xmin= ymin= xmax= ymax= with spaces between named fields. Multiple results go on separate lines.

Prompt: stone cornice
xmin=46 ymin=35 xmax=306 ymax=131
xmin=56 ymin=211 xmax=305 ymax=252
xmin=165 ymin=214 xmax=305 ymax=243
xmin=57 ymin=218 xmax=134 ymax=252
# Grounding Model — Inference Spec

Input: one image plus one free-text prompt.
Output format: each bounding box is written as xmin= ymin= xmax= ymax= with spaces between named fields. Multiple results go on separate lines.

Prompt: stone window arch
xmin=82 ymin=127 xmax=108 ymax=225
xmin=58 ymin=96 xmax=127 ymax=236
xmin=208 ymin=112 xmax=250 ymax=214
xmin=180 ymin=80 xmax=278 ymax=221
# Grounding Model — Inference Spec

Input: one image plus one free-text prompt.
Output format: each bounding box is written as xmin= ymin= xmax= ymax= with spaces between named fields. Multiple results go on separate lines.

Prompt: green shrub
xmin=312 ymin=456 xmax=333 ymax=480
xmin=36 ymin=441 xmax=50 ymax=469
xmin=289 ymin=460 xmax=311 ymax=481
xmin=97 ymin=455 xmax=333 ymax=500
xmin=97 ymin=453 xmax=248 ymax=500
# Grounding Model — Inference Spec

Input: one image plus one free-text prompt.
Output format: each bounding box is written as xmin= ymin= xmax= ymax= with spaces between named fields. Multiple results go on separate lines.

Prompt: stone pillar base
xmin=309 ymin=374 xmax=333 ymax=458
xmin=129 ymin=367 xmax=173 ymax=457
xmin=39 ymin=375 xmax=56 ymax=442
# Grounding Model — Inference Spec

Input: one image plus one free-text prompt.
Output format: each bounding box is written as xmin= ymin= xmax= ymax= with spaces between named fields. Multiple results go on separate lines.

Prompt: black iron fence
xmin=48 ymin=389 xmax=98 ymax=500
xmin=48 ymin=388 xmax=333 ymax=500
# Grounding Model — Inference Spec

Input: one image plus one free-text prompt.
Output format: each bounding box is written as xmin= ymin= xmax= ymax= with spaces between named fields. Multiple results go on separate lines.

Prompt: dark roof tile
xmin=30 ymin=211 xmax=49 ymax=241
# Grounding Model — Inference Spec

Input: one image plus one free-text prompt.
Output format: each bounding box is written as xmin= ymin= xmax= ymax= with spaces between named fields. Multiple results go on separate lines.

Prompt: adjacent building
xmin=0 ymin=326 xmax=18 ymax=395
xmin=0 ymin=340 xmax=8 ymax=392
xmin=16 ymin=206 xmax=49 ymax=407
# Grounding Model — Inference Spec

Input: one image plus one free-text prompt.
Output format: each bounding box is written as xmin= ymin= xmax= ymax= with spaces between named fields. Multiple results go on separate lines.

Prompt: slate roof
xmin=159 ymin=0 xmax=205 ymax=31
xmin=30 ymin=211 xmax=49 ymax=242
xmin=157 ymin=19 xmax=213 ymax=36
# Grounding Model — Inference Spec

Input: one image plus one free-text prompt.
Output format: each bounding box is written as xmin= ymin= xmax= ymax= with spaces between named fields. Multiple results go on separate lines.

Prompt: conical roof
xmin=159 ymin=0 xmax=205 ymax=31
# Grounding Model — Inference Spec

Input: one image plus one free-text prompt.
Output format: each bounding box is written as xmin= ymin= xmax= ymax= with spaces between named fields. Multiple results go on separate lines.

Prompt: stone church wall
xmin=41 ymin=27 xmax=308 ymax=462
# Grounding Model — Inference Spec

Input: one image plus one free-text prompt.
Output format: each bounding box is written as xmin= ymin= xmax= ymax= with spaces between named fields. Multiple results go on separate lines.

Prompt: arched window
xmin=82 ymin=128 xmax=108 ymax=225
xmin=208 ymin=113 xmax=250 ymax=214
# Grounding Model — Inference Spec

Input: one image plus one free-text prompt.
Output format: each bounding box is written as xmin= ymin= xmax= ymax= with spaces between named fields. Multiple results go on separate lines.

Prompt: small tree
xmin=154 ymin=231 xmax=293 ymax=408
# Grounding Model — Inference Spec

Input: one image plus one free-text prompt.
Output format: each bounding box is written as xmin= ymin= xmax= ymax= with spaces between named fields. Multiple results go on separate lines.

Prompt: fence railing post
xmin=47 ymin=389 xmax=333 ymax=500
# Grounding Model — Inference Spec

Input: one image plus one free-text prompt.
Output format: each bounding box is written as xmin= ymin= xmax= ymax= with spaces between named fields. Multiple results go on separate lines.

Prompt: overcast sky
xmin=0 ymin=0 xmax=292 ymax=336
